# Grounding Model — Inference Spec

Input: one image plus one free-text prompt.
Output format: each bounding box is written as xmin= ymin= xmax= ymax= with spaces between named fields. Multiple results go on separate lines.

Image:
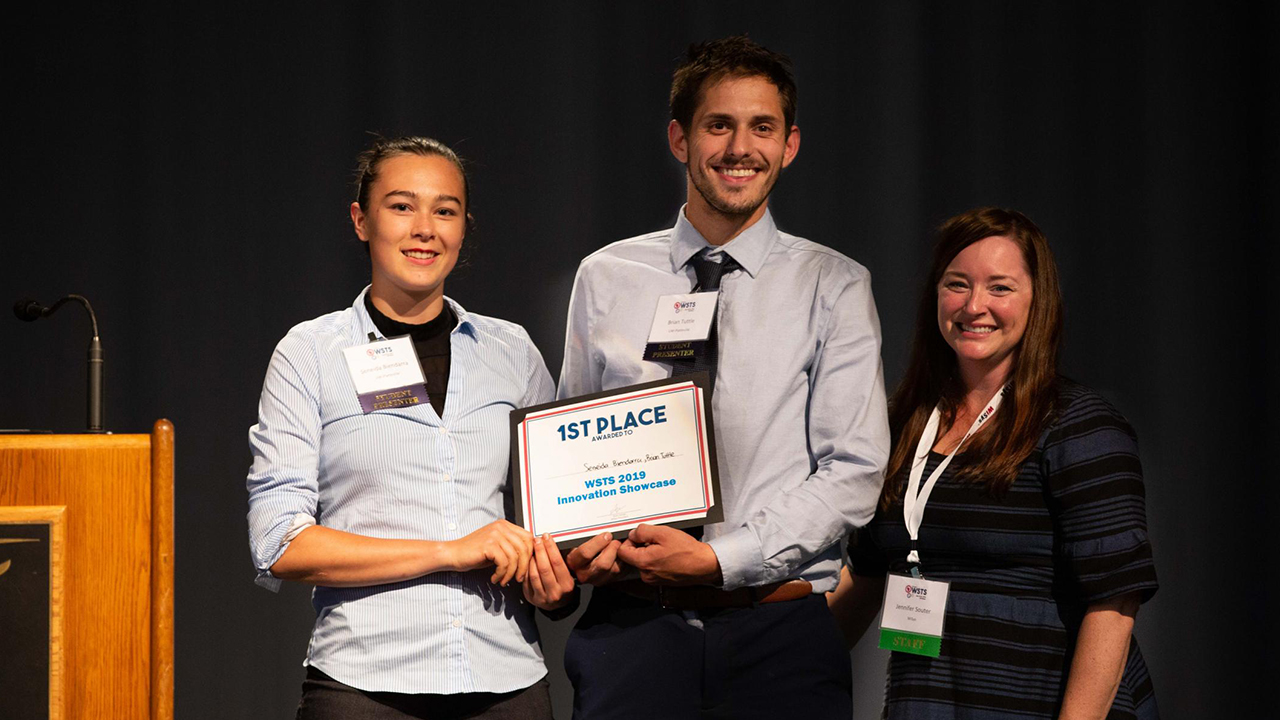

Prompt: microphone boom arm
xmin=13 ymin=294 xmax=105 ymax=432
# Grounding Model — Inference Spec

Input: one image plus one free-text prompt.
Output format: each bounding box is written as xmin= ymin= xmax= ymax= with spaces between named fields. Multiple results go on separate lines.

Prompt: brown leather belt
xmin=611 ymin=579 xmax=813 ymax=610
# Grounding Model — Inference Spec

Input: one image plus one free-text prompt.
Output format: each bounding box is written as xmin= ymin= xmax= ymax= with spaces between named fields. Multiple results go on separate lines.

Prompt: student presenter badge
xmin=642 ymin=292 xmax=718 ymax=361
xmin=341 ymin=335 xmax=429 ymax=413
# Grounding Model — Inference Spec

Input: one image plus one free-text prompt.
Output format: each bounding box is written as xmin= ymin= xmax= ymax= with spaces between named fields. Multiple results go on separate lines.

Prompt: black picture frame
xmin=509 ymin=373 xmax=723 ymax=550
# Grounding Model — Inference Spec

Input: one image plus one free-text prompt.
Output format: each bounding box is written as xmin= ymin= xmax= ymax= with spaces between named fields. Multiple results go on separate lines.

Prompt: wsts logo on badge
xmin=366 ymin=346 xmax=395 ymax=359
xmin=673 ymin=301 xmax=696 ymax=314
xmin=904 ymin=584 xmax=928 ymax=600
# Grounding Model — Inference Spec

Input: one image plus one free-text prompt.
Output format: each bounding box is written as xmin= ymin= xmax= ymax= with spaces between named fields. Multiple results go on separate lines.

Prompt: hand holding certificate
xmin=510 ymin=375 xmax=722 ymax=549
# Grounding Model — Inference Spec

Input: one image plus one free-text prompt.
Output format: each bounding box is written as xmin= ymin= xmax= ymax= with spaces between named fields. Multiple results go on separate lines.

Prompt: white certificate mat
xmin=510 ymin=374 xmax=722 ymax=548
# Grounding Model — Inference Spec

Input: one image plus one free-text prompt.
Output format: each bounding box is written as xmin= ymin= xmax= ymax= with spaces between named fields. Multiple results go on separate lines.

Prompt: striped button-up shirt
xmin=247 ymin=289 xmax=554 ymax=694
xmin=559 ymin=208 xmax=890 ymax=593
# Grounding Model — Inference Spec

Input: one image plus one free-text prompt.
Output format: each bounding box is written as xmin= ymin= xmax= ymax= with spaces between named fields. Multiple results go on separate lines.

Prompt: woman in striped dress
xmin=829 ymin=207 xmax=1159 ymax=718
xmin=246 ymin=136 xmax=575 ymax=719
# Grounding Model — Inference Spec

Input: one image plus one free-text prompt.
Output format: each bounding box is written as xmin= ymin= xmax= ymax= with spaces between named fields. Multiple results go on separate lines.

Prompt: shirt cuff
xmin=253 ymin=513 xmax=316 ymax=593
xmin=254 ymin=570 xmax=283 ymax=592
xmin=707 ymin=529 xmax=765 ymax=591
xmin=283 ymin=513 xmax=316 ymax=542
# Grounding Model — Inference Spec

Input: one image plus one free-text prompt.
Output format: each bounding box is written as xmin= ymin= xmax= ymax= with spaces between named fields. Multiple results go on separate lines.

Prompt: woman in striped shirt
xmin=247 ymin=136 xmax=575 ymax=719
xmin=830 ymin=207 xmax=1159 ymax=718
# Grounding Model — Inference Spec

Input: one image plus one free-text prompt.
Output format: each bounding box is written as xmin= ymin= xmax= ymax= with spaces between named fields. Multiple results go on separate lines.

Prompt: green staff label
xmin=878 ymin=628 xmax=943 ymax=657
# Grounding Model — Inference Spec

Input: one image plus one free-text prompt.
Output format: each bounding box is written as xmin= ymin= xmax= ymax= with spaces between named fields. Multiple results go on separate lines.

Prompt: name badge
xmin=878 ymin=573 xmax=950 ymax=657
xmin=341 ymin=335 xmax=428 ymax=413
xmin=642 ymin=292 xmax=718 ymax=362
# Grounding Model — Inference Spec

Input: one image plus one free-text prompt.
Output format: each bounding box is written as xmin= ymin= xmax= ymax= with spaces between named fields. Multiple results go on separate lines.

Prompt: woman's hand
xmin=270 ymin=521 xmax=537 ymax=588
xmin=522 ymin=534 xmax=578 ymax=610
xmin=444 ymin=520 xmax=535 ymax=586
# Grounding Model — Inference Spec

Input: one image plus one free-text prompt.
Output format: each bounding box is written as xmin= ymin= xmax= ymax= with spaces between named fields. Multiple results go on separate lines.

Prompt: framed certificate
xmin=510 ymin=374 xmax=723 ymax=549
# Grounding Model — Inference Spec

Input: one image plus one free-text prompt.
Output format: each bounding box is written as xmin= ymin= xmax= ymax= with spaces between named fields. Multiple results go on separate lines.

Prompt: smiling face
xmin=350 ymin=153 xmax=466 ymax=320
xmin=937 ymin=235 xmax=1034 ymax=383
xmin=669 ymin=74 xmax=800 ymax=229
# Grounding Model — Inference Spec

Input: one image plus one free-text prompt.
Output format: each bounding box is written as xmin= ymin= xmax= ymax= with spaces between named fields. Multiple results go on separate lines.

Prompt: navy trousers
xmin=565 ymin=588 xmax=852 ymax=720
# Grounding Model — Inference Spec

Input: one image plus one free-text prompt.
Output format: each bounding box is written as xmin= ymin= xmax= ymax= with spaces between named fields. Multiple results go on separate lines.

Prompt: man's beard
xmin=687 ymin=161 xmax=779 ymax=219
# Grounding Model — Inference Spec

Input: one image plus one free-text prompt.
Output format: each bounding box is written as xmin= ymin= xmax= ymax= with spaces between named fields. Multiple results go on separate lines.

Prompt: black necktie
xmin=670 ymin=251 xmax=738 ymax=543
xmin=670 ymin=251 xmax=740 ymax=389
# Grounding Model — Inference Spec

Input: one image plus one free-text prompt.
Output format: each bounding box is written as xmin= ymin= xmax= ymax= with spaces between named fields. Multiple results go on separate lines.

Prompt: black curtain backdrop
xmin=3 ymin=3 xmax=1275 ymax=718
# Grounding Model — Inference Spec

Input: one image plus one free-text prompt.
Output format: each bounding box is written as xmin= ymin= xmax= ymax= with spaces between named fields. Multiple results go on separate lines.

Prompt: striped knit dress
xmin=851 ymin=381 xmax=1159 ymax=719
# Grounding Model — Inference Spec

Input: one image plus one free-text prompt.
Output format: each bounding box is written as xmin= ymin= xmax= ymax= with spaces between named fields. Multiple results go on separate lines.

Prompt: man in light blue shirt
xmin=558 ymin=37 xmax=889 ymax=719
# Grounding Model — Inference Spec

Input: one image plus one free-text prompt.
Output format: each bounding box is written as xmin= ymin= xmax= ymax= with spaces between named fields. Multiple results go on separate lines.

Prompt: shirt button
xmin=447 ymin=522 xmax=457 ymax=531
xmin=443 ymin=474 xmax=452 ymax=482
xmin=441 ymin=427 xmax=450 ymax=435
xmin=451 ymin=617 xmax=462 ymax=628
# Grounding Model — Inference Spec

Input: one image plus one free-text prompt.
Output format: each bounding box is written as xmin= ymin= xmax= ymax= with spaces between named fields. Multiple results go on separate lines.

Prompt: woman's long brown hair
xmin=881 ymin=208 xmax=1063 ymax=506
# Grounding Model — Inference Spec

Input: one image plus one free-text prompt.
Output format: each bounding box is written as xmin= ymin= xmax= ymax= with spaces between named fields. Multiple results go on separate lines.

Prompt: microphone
xmin=13 ymin=299 xmax=50 ymax=321
xmin=13 ymin=295 xmax=105 ymax=433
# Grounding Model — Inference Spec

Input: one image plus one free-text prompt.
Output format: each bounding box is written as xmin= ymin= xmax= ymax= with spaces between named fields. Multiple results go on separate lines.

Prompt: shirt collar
xmin=668 ymin=204 xmax=777 ymax=278
xmin=352 ymin=287 xmax=477 ymax=341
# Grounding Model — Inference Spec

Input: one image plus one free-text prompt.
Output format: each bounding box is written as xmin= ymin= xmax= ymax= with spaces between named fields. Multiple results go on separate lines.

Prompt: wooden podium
xmin=0 ymin=420 xmax=174 ymax=720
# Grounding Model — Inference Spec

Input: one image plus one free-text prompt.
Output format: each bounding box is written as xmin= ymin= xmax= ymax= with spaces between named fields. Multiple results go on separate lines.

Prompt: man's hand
xmin=522 ymin=534 xmax=579 ymax=610
xmin=616 ymin=524 xmax=722 ymax=586
xmin=566 ymin=532 xmax=626 ymax=585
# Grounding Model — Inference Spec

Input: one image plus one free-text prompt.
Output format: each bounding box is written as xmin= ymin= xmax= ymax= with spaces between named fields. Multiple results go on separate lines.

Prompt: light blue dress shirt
xmin=246 ymin=289 xmax=555 ymax=694
xmin=559 ymin=208 xmax=889 ymax=593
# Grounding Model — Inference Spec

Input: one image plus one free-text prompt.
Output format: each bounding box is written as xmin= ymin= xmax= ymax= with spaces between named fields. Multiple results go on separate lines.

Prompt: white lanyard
xmin=903 ymin=385 xmax=1008 ymax=565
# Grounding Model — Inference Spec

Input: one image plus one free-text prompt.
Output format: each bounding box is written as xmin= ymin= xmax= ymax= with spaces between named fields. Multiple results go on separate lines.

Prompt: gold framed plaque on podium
xmin=0 ymin=505 xmax=66 ymax=720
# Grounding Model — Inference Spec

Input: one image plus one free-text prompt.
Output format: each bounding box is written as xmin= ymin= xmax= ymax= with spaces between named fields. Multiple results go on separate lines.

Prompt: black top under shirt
xmin=363 ymin=293 xmax=456 ymax=417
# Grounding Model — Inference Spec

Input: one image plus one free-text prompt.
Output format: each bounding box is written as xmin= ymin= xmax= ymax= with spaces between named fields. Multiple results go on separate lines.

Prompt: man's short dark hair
xmin=670 ymin=35 xmax=798 ymax=133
